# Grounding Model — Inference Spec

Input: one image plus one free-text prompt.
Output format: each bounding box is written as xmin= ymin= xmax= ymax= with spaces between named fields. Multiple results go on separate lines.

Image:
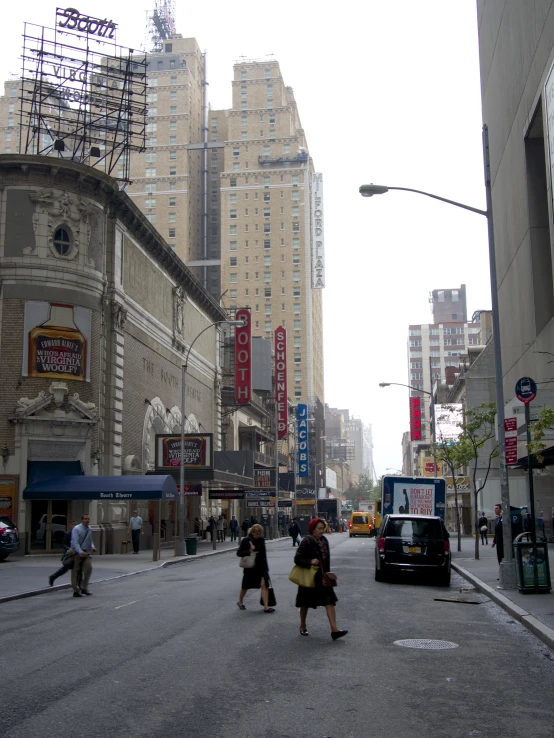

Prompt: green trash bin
xmin=185 ymin=535 xmax=198 ymax=555
xmin=513 ymin=535 xmax=551 ymax=593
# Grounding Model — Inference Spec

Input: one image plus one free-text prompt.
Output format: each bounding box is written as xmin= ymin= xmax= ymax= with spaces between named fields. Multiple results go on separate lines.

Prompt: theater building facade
xmin=0 ymin=155 xmax=228 ymax=553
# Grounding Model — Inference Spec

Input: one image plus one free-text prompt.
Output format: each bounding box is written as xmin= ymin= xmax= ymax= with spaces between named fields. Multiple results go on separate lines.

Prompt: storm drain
xmin=393 ymin=638 xmax=459 ymax=650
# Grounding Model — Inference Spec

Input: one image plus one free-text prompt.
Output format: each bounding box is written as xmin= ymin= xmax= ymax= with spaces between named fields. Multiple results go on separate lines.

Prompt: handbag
xmin=480 ymin=525 xmax=488 ymax=532
xmin=239 ymin=551 xmax=257 ymax=568
xmin=260 ymin=577 xmax=277 ymax=607
xmin=61 ymin=548 xmax=76 ymax=569
xmin=318 ymin=557 xmax=338 ymax=587
xmin=288 ymin=564 xmax=318 ymax=587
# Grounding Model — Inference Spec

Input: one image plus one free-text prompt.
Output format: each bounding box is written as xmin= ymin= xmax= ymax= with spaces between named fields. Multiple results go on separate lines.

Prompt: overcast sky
xmin=0 ymin=1 xmax=489 ymax=478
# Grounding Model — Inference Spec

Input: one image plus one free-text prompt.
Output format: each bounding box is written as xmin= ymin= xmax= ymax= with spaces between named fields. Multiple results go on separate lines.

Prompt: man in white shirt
xmin=70 ymin=513 xmax=96 ymax=597
xmin=129 ymin=510 xmax=143 ymax=554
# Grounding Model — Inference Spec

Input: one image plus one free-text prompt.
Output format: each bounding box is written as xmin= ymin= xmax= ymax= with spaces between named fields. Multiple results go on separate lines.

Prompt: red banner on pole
xmin=235 ymin=308 xmax=251 ymax=404
xmin=505 ymin=417 xmax=518 ymax=465
xmin=275 ymin=326 xmax=288 ymax=439
xmin=409 ymin=397 xmax=422 ymax=441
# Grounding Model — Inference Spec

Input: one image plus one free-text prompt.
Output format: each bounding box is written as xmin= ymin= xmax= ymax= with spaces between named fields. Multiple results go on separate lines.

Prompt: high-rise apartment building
xmin=218 ymin=59 xmax=324 ymax=406
xmin=407 ymin=285 xmax=481 ymax=445
xmin=126 ymin=36 xmax=208 ymax=282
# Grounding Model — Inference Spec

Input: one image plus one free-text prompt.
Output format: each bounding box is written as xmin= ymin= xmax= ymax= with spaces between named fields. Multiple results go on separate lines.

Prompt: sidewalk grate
xmin=393 ymin=639 xmax=459 ymax=650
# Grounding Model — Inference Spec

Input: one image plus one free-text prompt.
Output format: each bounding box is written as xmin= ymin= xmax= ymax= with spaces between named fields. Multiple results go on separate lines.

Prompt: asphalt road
xmin=2 ymin=533 xmax=554 ymax=738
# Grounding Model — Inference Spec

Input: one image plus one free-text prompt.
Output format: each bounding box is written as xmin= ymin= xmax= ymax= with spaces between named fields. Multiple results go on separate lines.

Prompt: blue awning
xmin=27 ymin=461 xmax=84 ymax=487
xmin=23 ymin=474 xmax=178 ymax=501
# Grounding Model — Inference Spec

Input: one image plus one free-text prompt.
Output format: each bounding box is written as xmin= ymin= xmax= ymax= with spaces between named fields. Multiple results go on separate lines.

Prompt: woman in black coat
xmin=294 ymin=517 xmax=348 ymax=640
xmin=236 ymin=523 xmax=275 ymax=613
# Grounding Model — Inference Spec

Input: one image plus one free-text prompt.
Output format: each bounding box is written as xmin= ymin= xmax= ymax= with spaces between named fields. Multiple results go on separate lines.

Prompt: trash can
xmin=185 ymin=535 xmax=198 ymax=555
xmin=513 ymin=534 xmax=551 ymax=593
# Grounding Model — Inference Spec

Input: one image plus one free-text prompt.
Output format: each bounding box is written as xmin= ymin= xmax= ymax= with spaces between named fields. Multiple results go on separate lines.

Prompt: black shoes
xmin=73 ymin=592 xmax=82 ymax=597
xmin=331 ymin=630 xmax=348 ymax=641
xmin=237 ymin=602 xmax=246 ymax=610
xmin=263 ymin=608 xmax=275 ymax=613
xmin=48 ymin=576 xmax=54 ymax=587
xmin=300 ymin=628 xmax=309 ymax=636
xmin=81 ymin=590 xmax=92 ymax=596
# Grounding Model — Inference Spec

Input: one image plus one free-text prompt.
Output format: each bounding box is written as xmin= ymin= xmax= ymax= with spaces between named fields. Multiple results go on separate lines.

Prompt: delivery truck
xmin=381 ymin=476 xmax=446 ymax=520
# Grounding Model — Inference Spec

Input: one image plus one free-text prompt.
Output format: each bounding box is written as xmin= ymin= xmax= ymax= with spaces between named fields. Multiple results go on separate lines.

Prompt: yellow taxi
xmin=349 ymin=511 xmax=373 ymax=537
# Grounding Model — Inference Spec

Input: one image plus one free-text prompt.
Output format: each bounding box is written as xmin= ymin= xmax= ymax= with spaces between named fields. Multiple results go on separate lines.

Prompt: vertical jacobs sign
xmin=235 ymin=308 xmax=251 ymax=404
xmin=275 ymin=326 xmax=288 ymax=438
xmin=311 ymin=173 xmax=325 ymax=289
xmin=297 ymin=403 xmax=309 ymax=477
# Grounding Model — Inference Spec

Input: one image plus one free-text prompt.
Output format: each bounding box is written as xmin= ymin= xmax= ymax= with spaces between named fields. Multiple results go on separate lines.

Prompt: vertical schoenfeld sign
xmin=275 ymin=326 xmax=288 ymax=438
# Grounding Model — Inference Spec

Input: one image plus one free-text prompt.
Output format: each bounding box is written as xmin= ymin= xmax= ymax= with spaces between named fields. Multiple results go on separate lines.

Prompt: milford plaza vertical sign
xmin=275 ymin=326 xmax=288 ymax=439
xmin=311 ymin=173 xmax=325 ymax=289
xmin=235 ymin=308 xmax=251 ymax=404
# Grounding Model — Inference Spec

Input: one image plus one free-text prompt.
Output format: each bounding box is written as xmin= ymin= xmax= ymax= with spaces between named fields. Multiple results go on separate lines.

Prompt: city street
xmin=2 ymin=533 xmax=554 ymax=738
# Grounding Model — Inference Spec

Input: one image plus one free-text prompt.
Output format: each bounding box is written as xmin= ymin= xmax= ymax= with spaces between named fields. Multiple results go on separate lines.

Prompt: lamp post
xmin=176 ymin=317 xmax=245 ymax=557
xmin=361 ymin=123 xmax=516 ymax=588
xmin=379 ymin=382 xmax=437 ymax=478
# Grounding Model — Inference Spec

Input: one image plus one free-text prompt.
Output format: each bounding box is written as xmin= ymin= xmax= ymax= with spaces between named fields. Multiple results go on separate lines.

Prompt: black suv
xmin=0 ymin=516 xmax=20 ymax=561
xmin=374 ymin=514 xmax=451 ymax=586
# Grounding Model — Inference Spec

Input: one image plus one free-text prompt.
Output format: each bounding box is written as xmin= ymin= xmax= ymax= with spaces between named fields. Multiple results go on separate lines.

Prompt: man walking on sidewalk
xmin=48 ymin=520 xmax=77 ymax=587
xmin=491 ymin=503 xmax=503 ymax=564
xmin=70 ymin=514 xmax=96 ymax=597
xmin=229 ymin=516 xmax=239 ymax=542
xmin=128 ymin=510 xmax=143 ymax=554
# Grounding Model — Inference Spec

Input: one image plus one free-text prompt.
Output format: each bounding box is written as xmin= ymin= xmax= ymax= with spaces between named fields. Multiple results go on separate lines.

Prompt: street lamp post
xmin=379 ymin=382 xmax=437 ymax=478
xmin=176 ymin=318 xmax=245 ymax=557
xmin=361 ymin=123 xmax=517 ymax=588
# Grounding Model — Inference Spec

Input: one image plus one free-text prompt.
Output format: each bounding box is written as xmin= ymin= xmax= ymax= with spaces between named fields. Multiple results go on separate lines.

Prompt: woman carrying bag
xmin=294 ymin=517 xmax=348 ymax=640
xmin=236 ymin=523 xmax=275 ymax=613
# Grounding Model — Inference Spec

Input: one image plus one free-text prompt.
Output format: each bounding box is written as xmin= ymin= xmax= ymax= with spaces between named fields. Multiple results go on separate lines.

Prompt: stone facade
xmin=0 ymin=154 xmax=226 ymax=552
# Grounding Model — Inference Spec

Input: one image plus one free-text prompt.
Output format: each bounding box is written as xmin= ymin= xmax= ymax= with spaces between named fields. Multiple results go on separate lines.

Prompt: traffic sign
xmin=515 ymin=376 xmax=537 ymax=405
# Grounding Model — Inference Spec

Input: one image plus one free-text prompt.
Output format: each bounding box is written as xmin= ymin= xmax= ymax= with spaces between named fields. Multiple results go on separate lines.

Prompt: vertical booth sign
xmin=409 ymin=397 xmax=422 ymax=441
xmin=275 ymin=326 xmax=288 ymax=439
xmin=297 ymin=403 xmax=309 ymax=477
xmin=235 ymin=308 xmax=251 ymax=404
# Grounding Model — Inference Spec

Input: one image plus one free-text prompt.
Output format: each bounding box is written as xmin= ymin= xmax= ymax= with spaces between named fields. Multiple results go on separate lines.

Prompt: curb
xmin=0 ymin=536 xmax=293 ymax=605
xmin=452 ymin=562 xmax=554 ymax=651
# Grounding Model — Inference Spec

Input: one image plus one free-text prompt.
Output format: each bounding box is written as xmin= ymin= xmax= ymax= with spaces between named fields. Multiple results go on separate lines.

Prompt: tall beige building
xmin=126 ymin=36 xmax=208 ymax=280
xmin=217 ymin=60 xmax=325 ymax=406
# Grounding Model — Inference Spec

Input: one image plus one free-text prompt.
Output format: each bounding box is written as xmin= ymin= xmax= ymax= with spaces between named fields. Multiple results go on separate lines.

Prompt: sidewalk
xmin=0 ymin=535 xmax=291 ymax=603
xmin=451 ymin=536 xmax=554 ymax=651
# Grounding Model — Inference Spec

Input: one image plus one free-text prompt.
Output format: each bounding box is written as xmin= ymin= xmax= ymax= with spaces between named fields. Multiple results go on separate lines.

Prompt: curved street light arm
xmin=386 ymin=187 xmax=487 ymax=217
xmin=379 ymin=381 xmax=432 ymax=397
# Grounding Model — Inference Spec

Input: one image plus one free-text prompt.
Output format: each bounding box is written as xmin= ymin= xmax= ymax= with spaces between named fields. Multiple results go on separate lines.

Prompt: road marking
xmin=114 ymin=600 xmax=138 ymax=610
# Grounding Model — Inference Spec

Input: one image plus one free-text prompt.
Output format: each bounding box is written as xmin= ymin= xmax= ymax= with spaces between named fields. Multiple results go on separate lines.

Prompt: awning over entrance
xmin=23 ymin=474 xmax=178 ymax=501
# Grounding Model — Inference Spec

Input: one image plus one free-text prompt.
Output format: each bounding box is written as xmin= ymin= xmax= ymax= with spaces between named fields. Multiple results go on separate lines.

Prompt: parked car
xmin=0 ymin=516 xmax=20 ymax=560
xmin=374 ymin=514 xmax=451 ymax=586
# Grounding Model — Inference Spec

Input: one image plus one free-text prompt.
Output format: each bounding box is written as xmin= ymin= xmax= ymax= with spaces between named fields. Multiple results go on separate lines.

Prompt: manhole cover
xmin=393 ymin=639 xmax=459 ymax=650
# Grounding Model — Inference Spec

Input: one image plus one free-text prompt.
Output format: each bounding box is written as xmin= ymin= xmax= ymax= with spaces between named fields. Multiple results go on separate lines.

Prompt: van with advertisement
xmin=381 ymin=476 xmax=446 ymax=521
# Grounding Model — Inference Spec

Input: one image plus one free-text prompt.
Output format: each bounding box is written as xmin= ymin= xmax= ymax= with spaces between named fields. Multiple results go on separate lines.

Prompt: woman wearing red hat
xmin=294 ymin=517 xmax=348 ymax=640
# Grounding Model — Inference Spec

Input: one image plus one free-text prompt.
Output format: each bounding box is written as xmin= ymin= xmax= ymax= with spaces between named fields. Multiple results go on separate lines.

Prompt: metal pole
xmin=525 ymin=403 xmax=540 ymax=590
xmin=429 ymin=357 xmax=437 ymax=478
xmin=177 ymin=363 xmax=187 ymax=557
xmin=483 ymin=124 xmax=516 ymax=588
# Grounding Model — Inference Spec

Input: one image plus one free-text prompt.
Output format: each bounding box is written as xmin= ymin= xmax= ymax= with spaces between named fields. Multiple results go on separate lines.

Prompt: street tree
xmin=432 ymin=424 xmax=471 ymax=553
xmin=457 ymin=403 xmax=498 ymax=560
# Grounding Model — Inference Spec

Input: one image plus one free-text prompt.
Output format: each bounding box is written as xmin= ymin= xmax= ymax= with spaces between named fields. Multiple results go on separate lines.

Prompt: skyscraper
xmin=218 ymin=59 xmax=324 ymax=406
